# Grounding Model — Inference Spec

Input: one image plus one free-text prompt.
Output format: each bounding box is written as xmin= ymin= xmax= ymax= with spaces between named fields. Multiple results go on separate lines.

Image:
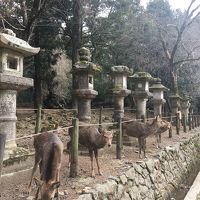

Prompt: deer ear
xmin=34 ymin=177 xmax=42 ymax=187
xmin=51 ymin=182 xmax=60 ymax=189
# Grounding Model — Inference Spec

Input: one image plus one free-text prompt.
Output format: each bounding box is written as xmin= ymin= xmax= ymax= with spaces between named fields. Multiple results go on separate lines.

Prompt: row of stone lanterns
xmin=72 ymin=48 xmax=192 ymax=124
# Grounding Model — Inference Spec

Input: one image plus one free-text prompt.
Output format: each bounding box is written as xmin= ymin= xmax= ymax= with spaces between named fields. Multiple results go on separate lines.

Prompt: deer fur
xmin=122 ymin=116 xmax=165 ymax=158
xmin=28 ymin=128 xmax=63 ymax=200
xmin=68 ymin=123 xmax=113 ymax=177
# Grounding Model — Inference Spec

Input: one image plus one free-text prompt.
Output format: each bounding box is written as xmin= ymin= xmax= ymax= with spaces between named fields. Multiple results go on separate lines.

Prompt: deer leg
xmin=157 ymin=133 xmax=161 ymax=149
xmin=55 ymin=169 xmax=60 ymax=199
xmin=27 ymin=154 xmax=41 ymax=194
xmin=89 ymin=149 xmax=95 ymax=177
xmin=138 ymin=137 xmax=142 ymax=158
xmin=142 ymin=138 xmax=147 ymax=158
xmin=35 ymin=187 xmax=40 ymax=200
xmin=156 ymin=134 xmax=160 ymax=149
xmin=68 ymin=151 xmax=71 ymax=168
xmin=94 ymin=149 xmax=102 ymax=176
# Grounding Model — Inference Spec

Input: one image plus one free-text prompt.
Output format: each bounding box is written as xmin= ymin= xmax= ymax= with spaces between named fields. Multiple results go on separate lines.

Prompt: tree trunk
xmin=34 ymin=28 xmax=42 ymax=133
xmin=71 ymin=0 xmax=82 ymax=109
xmin=72 ymin=0 xmax=82 ymax=65
xmin=171 ymin=70 xmax=179 ymax=95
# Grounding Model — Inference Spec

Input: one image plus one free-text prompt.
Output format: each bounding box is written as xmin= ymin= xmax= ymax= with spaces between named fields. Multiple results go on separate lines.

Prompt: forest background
xmin=1 ymin=0 xmax=200 ymax=111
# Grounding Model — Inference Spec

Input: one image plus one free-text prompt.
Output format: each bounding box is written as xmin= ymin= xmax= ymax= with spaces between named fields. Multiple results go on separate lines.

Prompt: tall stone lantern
xmin=130 ymin=72 xmax=156 ymax=119
xmin=0 ymin=29 xmax=40 ymax=159
xmin=110 ymin=66 xmax=132 ymax=121
xmin=149 ymin=79 xmax=169 ymax=116
xmin=72 ymin=47 xmax=102 ymax=122
xmin=181 ymin=95 xmax=191 ymax=123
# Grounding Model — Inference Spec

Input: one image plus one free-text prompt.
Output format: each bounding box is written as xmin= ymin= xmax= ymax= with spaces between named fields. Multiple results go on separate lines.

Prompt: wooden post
xmin=182 ymin=114 xmax=187 ymax=133
xmin=98 ymin=106 xmax=103 ymax=132
xmin=192 ymin=115 xmax=195 ymax=129
xmin=195 ymin=116 xmax=197 ymax=127
xmin=70 ymin=118 xmax=79 ymax=177
xmin=146 ymin=109 xmax=149 ymax=121
xmin=188 ymin=113 xmax=192 ymax=131
xmin=169 ymin=116 xmax=173 ymax=138
xmin=141 ymin=115 xmax=146 ymax=123
xmin=176 ymin=113 xmax=180 ymax=135
xmin=0 ymin=134 xmax=6 ymax=184
xmin=116 ymin=118 xmax=123 ymax=159
xmin=35 ymin=106 xmax=42 ymax=133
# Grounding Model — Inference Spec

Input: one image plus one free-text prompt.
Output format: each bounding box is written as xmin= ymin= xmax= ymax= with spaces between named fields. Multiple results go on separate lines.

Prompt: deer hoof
xmin=91 ymin=172 xmax=95 ymax=178
xmin=98 ymin=171 xmax=103 ymax=176
xmin=26 ymin=187 xmax=31 ymax=195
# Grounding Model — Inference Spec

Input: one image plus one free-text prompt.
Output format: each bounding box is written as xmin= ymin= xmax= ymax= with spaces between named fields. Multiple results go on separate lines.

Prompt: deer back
xmin=34 ymin=132 xmax=63 ymax=199
xmin=122 ymin=119 xmax=146 ymax=138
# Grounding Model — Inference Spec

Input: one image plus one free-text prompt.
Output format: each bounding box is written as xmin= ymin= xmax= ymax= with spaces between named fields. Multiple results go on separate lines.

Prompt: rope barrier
xmin=16 ymin=108 xmax=77 ymax=111
xmin=8 ymin=112 xmax=200 ymax=143
xmin=16 ymin=107 xmax=156 ymax=113
xmin=8 ymin=121 xmax=118 ymax=142
xmin=6 ymin=126 xmax=73 ymax=143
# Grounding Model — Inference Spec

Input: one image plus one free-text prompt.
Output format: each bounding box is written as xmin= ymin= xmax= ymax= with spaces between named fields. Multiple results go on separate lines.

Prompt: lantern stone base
xmin=3 ymin=147 xmax=31 ymax=165
xmin=74 ymin=89 xmax=98 ymax=122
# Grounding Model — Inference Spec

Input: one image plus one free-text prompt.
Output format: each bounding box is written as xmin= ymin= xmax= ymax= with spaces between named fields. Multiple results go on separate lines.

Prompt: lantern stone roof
xmin=149 ymin=79 xmax=169 ymax=91
xmin=73 ymin=61 xmax=102 ymax=73
xmin=0 ymin=29 xmax=40 ymax=56
xmin=72 ymin=47 xmax=102 ymax=74
xmin=181 ymin=94 xmax=190 ymax=101
xmin=110 ymin=65 xmax=133 ymax=76
xmin=129 ymin=72 xmax=157 ymax=82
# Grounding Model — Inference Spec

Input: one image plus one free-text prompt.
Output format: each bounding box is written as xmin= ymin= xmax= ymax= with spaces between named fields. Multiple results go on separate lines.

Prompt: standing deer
xmin=68 ymin=124 xmax=113 ymax=177
xmin=155 ymin=119 xmax=171 ymax=148
xmin=122 ymin=116 xmax=165 ymax=158
xmin=28 ymin=127 xmax=63 ymax=200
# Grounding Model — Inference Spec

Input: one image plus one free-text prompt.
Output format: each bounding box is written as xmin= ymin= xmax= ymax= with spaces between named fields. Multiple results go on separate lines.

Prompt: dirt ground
xmin=0 ymin=110 xmax=198 ymax=200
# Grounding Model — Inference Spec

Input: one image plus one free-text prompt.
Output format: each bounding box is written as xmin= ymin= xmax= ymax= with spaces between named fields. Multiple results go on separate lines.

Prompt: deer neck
xmin=146 ymin=121 xmax=159 ymax=135
xmin=95 ymin=133 xmax=107 ymax=148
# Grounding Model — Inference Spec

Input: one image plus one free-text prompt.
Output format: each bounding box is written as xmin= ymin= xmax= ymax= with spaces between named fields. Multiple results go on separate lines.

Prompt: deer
xmin=68 ymin=123 xmax=113 ymax=177
xmin=28 ymin=126 xmax=64 ymax=200
xmin=122 ymin=116 xmax=165 ymax=158
xmin=155 ymin=119 xmax=171 ymax=148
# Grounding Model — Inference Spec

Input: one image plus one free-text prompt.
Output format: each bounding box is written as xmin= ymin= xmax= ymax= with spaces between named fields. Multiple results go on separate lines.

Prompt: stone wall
xmin=77 ymin=134 xmax=200 ymax=200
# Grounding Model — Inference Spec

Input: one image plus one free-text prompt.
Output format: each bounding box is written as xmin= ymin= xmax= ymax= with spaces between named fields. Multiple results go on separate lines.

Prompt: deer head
xmin=101 ymin=130 xmax=113 ymax=147
xmin=160 ymin=120 xmax=171 ymax=130
xmin=34 ymin=178 xmax=60 ymax=200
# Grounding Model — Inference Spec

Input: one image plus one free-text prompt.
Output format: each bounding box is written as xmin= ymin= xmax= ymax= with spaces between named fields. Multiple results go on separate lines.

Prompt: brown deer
xmin=28 ymin=127 xmax=64 ymax=200
xmin=155 ymin=119 xmax=171 ymax=148
xmin=68 ymin=123 xmax=113 ymax=177
xmin=122 ymin=116 xmax=165 ymax=158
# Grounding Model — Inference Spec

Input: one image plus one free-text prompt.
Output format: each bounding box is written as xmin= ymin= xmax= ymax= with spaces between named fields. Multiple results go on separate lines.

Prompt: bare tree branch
xmin=0 ymin=15 xmax=25 ymax=31
xmin=174 ymin=57 xmax=200 ymax=67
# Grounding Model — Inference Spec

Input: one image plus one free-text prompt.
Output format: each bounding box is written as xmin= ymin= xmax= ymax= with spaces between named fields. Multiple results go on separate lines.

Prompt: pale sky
xmin=141 ymin=0 xmax=196 ymax=11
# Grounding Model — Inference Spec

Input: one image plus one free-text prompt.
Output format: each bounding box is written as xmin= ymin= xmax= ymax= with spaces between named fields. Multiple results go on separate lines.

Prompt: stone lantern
xmin=130 ymin=72 xmax=156 ymax=119
xmin=72 ymin=47 xmax=102 ymax=122
xmin=149 ymin=78 xmax=169 ymax=116
xmin=169 ymin=95 xmax=181 ymax=116
xmin=110 ymin=66 xmax=132 ymax=121
xmin=181 ymin=95 xmax=191 ymax=123
xmin=0 ymin=29 xmax=40 ymax=159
